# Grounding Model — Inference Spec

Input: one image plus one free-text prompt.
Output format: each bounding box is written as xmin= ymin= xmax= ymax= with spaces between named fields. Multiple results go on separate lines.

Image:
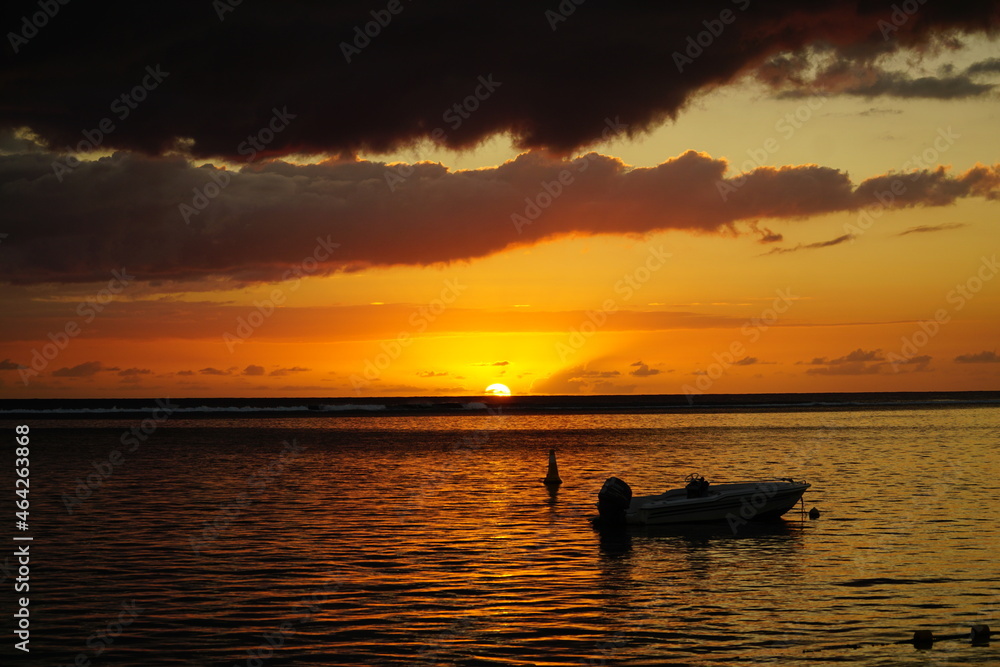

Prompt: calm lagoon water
xmin=3 ymin=406 xmax=999 ymax=665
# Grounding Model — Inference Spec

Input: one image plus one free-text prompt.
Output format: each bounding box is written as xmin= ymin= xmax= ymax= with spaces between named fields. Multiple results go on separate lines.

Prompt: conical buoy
xmin=912 ymin=630 xmax=934 ymax=648
xmin=809 ymin=507 xmax=821 ymax=519
xmin=542 ymin=448 xmax=562 ymax=485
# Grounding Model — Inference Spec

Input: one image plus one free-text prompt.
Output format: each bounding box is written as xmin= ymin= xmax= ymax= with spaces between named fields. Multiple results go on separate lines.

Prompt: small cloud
xmin=117 ymin=367 xmax=152 ymax=376
xmin=270 ymin=366 xmax=310 ymax=376
xmin=858 ymin=107 xmax=903 ymax=116
xmin=52 ymin=361 xmax=103 ymax=377
xmin=896 ymin=223 xmax=967 ymax=236
xmin=733 ymin=356 xmax=758 ymax=366
xmin=199 ymin=367 xmax=231 ymax=376
xmin=177 ymin=370 xmax=195 ymax=376
xmin=966 ymin=58 xmax=1000 ymax=76
xmin=891 ymin=354 xmax=932 ymax=371
xmin=805 ymin=348 xmax=886 ymax=375
xmin=243 ymin=364 xmax=265 ymax=376
xmin=594 ymin=380 xmax=637 ymax=394
xmin=806 ymin=363 xmax=882 ymax=376
xmin=474 ymin=361 xmax=510 ymax=366
xmin=954 ymin=350 xmax=1000 ymax=364
xmin=0 ymin=358 xmax=27 ymax=370
xmin=629 ymin=362 xmax=661 ymax=377
xmin=531 ymin=365 xmax=628 ymax=394
xmin=582 ymin=370 xmax=620 ymax=377
xmin=748 ymin=221 xmax=783 ymax=244
xmin=836 ymin=349 xmax=883 ymax=364
xmin=417 ymin=370 xmax=449 ymax=378
xmin=812 ymin=348 xmax=884 ymax=365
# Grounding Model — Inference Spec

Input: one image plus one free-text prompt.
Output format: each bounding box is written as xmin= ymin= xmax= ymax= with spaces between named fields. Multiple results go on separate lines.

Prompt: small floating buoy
xmin=912 ymin=630 xmax=934 ymax=648
xmin=809 ymin=507 xmax=821 ymax=519
xmin=971 ymin=624 xmax=991 ymax=645
xmin=542 ymin=448 xmax=562 ymax=486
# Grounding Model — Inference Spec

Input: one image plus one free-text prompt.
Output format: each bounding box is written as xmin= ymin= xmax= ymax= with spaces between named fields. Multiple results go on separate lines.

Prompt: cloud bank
xmin=3 ymin=1 xmax=1000 ymax=157
xmin=1 ymin=150 xmax=998 ymax=283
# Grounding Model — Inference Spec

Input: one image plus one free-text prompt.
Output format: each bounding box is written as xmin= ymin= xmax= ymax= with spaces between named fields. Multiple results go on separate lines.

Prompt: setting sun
xmin=485 ymin=383 xmax=512 ymax=397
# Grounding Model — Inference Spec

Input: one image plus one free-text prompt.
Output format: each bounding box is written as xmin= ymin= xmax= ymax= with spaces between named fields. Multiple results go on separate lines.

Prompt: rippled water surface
xmin=3 ymin=407 xmax=1000 ymax=665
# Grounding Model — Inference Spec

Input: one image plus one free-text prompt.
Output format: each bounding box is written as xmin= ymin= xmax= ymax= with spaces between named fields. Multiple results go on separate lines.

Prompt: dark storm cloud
xmin=3 ymin=1 xmax=1000 ymax=158
xmin=1 ymin=150 xmax=999 ymax=283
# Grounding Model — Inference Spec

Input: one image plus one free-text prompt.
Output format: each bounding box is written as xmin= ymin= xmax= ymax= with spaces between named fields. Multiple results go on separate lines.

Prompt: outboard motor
xmin=685 ymin=474 xmax=710 ymax=498
xmin=597 ymin=477 xmax=632 ymax=524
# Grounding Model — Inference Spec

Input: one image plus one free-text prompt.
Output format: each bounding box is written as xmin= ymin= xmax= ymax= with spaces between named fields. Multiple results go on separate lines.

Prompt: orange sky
xmin=2 ymin=30 xmax=999 ymax=398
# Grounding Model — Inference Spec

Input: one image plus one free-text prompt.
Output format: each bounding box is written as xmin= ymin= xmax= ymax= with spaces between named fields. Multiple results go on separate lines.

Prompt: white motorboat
xmin=597 ymin=474 xmax=810 ymax=527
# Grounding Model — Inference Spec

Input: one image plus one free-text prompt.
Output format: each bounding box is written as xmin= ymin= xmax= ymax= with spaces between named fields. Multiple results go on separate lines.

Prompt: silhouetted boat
xmin=596 ymin=474 xmax=810 ymax=526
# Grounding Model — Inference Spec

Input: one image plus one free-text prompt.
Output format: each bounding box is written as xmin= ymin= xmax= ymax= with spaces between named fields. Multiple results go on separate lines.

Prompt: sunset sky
xmin=2 ymin=1 xmax=999 ymax=398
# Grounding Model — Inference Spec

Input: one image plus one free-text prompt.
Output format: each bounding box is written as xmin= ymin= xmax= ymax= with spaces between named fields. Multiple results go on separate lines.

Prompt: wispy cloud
xmin=896 ymin=222 xmax=968 ymax=236
xmin=764 ymin=234 xmax=854 ymax=255
xmin=748 ymin=221 xmax=783 ymax=244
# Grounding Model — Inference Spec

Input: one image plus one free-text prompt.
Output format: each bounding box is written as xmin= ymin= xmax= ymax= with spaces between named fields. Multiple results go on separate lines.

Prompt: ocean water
xmin=3 ymin=405 xmax=999 ymax=665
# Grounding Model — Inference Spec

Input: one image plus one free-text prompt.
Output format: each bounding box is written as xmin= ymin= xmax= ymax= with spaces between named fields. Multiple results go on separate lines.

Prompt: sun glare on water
xmin=485 ymin=383 xmax=511 ymax=397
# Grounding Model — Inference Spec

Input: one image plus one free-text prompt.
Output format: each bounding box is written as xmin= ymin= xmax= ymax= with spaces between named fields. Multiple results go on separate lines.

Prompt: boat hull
xmin=626 ymin=481 xmax=810 ymax=526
